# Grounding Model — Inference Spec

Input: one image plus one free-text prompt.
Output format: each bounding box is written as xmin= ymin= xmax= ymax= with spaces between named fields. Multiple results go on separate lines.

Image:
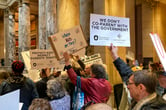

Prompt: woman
xmin=0 ymin=60 xmax=38 ymax=110
xmin=29 ymin=98 xmax=52 ymax=110
xmin=47 ymin=78 xmax=71 ymax=110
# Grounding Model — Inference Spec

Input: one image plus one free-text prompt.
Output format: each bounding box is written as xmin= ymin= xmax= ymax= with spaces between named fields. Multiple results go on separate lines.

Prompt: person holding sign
xmin=63 ymin=52 xmax=112 ymax=105
xmin=109 ymin=44 xmax=166 ymax=110
xmin=0 ymin=61 xmax=39 ymax=110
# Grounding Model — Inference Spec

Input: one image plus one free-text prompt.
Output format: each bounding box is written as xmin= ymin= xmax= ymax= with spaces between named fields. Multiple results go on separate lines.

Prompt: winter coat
xmin=66 ymin=65 xmax=112 ymax=104
xmin=113 ymin=57 xmax=166 ymax=110
xmin=0 ymin=75 xmax=39 ymax=110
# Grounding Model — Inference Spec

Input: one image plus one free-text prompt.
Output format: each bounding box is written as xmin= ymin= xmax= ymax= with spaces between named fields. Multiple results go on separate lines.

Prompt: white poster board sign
xmin=81 ymin=53 xmax=103 ymax=65
xmin=149 ymin=33 xmax=166 ymax=71
xmin=48 ymin=25 xmax=87 ymax=60
xmin=90 ymin=14 xmax=130 ymax=47
xmin=30 ymin=49 xmax=65 ymax=70
xmin=0 ymin=90 xmax=20 ymax=110
xmin=21 ymin=51 xmax=31 ymax=70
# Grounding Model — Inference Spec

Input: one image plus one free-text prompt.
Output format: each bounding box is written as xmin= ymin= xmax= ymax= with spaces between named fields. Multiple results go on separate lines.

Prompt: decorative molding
xmin=143 ymin=0 xmax=158 ymax=7
xmin=0 ymin=0 xmax=17 ymax=9
xmin=0 ymin=0 xmax=7 ymax=9
xmin=22 ymin=0 xmax=30 ymax=4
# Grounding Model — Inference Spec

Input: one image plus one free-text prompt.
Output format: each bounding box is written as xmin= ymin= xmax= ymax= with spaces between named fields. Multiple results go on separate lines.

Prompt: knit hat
xmin=12 ymin=60 xmax=25 ymax=75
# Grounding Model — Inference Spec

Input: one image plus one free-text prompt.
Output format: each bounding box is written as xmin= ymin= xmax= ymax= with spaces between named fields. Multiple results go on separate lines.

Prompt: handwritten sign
xmin=149 ymin=33 xmax=166 ymax=71
xmin=80 ymin=53 xmax=103 ymax=65
xmin=48 ymin=25 xmax=87 ymax=60
xmin=90 ymin=14 xmax=130 ymax=47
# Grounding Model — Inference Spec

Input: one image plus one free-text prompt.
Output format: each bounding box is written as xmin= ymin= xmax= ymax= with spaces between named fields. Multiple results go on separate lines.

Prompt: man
xmin=63 ymin=52 xmax=112 ymax=104
xmin=81 ymin=64 xmax=91 ymax=78
xmin=109 ymin=44 xmax=166 ymax=109
xmin=155 ymin=70 xmax=166 ymax=99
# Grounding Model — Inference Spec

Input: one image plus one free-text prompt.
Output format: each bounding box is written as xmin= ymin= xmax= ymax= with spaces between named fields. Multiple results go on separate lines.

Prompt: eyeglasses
xmin=127 ymin=81 xmax=135 ymax=85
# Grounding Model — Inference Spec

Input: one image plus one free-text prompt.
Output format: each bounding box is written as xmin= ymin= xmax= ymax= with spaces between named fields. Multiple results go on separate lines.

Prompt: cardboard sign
xmin=80 ymin=53 xmax=103 ymax=65
xmin=149 ymin=33 xmax=166 ymax=71
xmin=90 ymin=14 xmax=130 ymax=47
xmin=30 ymin=49 xmax=65 ymax=70
xmin=48 ymin=25 xmax=87 ymax=60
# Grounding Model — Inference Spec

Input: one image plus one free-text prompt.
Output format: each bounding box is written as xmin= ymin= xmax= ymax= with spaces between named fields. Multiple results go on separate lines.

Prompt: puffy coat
xmin=0 ymin=75 xmax=39 ymax=110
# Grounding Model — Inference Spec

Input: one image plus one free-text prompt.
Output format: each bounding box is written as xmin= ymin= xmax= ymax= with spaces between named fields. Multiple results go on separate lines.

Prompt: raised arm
xmin=109 ymin=44 xmax=133 ymax=82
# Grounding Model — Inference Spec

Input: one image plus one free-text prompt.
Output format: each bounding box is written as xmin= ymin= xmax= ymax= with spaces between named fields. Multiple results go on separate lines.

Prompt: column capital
xmin=4 ymin=8 xmax=9 ymax=17
xmin=18 ymin=0 xmax=22 ymax=7
xmin=18 ymin=0 xmax=30 ymax=7
xmin=9 ymin=7 xmax=15 ymax=16
xmin=22 ymin=0 xmax=30 ymax=4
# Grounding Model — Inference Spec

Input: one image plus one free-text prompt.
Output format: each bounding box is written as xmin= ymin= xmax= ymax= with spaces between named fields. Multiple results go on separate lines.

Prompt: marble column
xmin=3 ymin=8 xmax=15 ymax=66
xmin=38 ymin=0 xmax=47 ymax=49
xmin=80 ymin=0 xmax=93 ymax=55
xmin=8 ymin=8 xmax=15 ymax=66
xmin=46 ymin=0 xmax=57 ymax=49
xmin=18 ymin=0 xmax=31 ymax=61
xmin=4 ymin=9 xmax=9 ymax=66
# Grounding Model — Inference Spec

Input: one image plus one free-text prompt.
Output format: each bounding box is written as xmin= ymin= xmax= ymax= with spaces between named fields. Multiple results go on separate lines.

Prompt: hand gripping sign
xmin=149 ymin=33 xmax=166 ymax=71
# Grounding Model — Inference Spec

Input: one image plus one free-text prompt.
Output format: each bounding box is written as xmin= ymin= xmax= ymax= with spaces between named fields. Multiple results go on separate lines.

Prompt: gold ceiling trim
xmin=0 ymin=0 xmax=17 ymax=9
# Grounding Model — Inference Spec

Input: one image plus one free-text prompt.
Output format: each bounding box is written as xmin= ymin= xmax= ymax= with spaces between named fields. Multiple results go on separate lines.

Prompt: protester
xmin=144 ymin=60 xmax=166 ymax=98
xmin=49 ymin=68 xmax=61 ymax=79
xmin=35 ymin=68 xmax=49 ymax=98
xmin=85 ymin=103 xmax=112 ymax=110
xmin=109 ymin=44 xmax=166 ymax=109
xmin=153 ymin=64 xmax=166 ymax=99
xmin=63 ymin=52 xmax=112 ymax=104
xmin=28 ymin=98 xmax=52 ymax=110
xmin=0 ymin=70 xmax=10 ymax=84
xmin=46 ymin=78 xmax=71 ymax=110
xmin=0 ymin=60 xmax=39 ymax=110
xmin=83 ymin=64 xmax=91 ymax=78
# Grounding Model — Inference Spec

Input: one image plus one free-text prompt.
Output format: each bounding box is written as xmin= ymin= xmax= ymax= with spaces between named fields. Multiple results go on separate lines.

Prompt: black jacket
xmin=35 ymin=77 xmax=48 ymax=98
xmin=0 ymin=75 xmax=39 ymax=110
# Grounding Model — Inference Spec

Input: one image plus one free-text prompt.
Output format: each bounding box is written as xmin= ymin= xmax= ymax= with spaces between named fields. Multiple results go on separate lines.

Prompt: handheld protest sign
xmin=48 ymin=25 xmax=87 ymax=60
xmin=90 ymin=14 xmax=130 ymax=47
xmin=149 ymin=33 xmax=166 ymax=71
xmin=30 ymin=49 xmax=57 ymax=69
xmin=81 ymin=53 xmax=103 ymax=65
xmin=30 ymin=49 xmax=64 ymax=70
xmin=21 ymin=51 xmax=31 ymax=70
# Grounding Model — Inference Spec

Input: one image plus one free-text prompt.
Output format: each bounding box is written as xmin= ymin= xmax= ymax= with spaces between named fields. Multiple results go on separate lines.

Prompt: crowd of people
xmin=0 ymin=43 xmax=166 ymax=110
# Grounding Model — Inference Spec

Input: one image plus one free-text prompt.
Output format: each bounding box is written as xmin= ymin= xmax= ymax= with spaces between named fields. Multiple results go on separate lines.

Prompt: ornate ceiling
xmin=0 ymin=0 xmax=38 ymax=19
xmin=0 ymin=0 xmax=166 ymax=19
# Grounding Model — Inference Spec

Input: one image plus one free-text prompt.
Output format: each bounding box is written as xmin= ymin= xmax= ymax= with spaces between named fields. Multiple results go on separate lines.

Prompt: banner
xmin=90 ymin=14 xmax=130 ymax=47
xmin=48 ymin=25 xmax=87 ymax=60
xmin=149 ymin=33 xmax=166 ymax=71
